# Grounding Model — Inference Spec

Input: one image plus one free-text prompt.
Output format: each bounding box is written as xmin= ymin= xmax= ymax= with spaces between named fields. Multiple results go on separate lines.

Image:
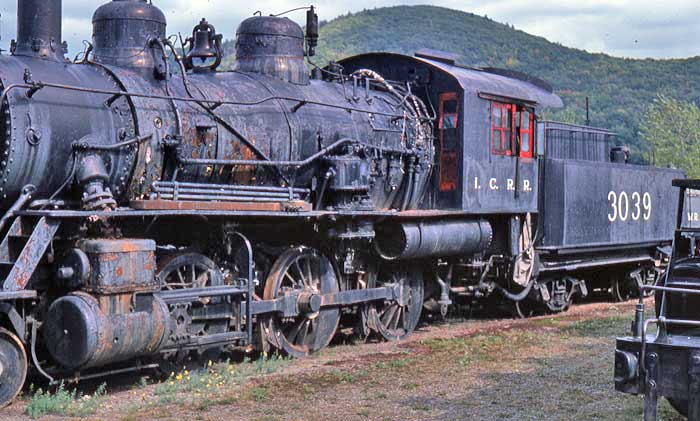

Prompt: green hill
xmin=224 ymin=6 xmax=700 ymax=160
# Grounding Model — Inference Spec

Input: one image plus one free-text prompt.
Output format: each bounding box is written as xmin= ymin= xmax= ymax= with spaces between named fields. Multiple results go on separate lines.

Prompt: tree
xmin=640 ymin=96 xmax=700 ymax=177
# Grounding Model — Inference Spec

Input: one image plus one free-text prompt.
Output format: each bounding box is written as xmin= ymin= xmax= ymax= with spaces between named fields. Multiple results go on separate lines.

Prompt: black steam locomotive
xmin=0 ymin=0 xmax=684 ymax=406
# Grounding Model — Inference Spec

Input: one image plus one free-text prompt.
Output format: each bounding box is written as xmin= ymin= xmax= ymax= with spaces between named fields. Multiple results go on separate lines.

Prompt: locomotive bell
xmin=185 ymin=19 xmax=223 ymax=71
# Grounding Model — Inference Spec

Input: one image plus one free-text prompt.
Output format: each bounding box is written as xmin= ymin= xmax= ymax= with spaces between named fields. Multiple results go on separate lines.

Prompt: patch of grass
xmin=562 ymin=315 xmax=629 ymax=336
xmin=411 ymin=403 xmax=431 ymax=411
xmin=401 ymin=382 xmax=419 ymax=391
xmin=26 ymin=382 xmax=106 ymax=419
xmin=247 ymin=386 xmax=268 ymax=402
xmin=530 ymin=317 xmax=563 ymax=328
xmin=389 ymin=359 xmax=408 ymax=368
xmin=329 ymin=368 xmax=369 ymax=384
xmin=423 ymin=330 xmax=538 ymax=368
xmin=154 ymin=354 xmax=288 ymax=401
xmin=356 ymin=408 xmax=371 ymax=417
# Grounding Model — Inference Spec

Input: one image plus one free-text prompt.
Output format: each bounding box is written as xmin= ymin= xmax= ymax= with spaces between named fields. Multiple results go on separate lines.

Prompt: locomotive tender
xmin=0 ymin=0 xmax=683 ymax=405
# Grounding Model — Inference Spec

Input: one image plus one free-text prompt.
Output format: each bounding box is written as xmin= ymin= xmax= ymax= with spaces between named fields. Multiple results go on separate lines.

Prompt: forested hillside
xmin=223 ymin=5 xmax=700 ymax=160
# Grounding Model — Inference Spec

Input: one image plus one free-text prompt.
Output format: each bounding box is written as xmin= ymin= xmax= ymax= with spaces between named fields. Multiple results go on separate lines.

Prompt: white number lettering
xmin=631 ymin=192 xmax=641 ymax=221
xmin=609 ymin=191 xmax=652 ymax=223
xmin=643 ymin=192 xmax=652 ymax=220
xmin=618 ymin=192 xmax=629 ymax=221
xmin=608 ymin=191 xmax=617 ymax=222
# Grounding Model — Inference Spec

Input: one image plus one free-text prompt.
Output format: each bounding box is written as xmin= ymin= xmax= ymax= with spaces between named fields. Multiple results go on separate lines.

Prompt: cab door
xmin=438 ymin=93 xmax=460 ymax=192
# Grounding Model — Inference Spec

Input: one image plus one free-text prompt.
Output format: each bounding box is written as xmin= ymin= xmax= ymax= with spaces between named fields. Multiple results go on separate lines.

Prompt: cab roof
xmin=338 ymin=51 xmax=564 ymax=109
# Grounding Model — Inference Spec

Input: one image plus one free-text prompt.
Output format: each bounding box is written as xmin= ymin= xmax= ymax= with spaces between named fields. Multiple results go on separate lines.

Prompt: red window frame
xmin=491 ymin=102 xmax=514 ymax=156
xmin=491 ymin=102 xmax=536 ymax=158
xmin=438 ymin=92 xmax=460 ymax=192
xmin=518 ymin=110 xmax=534 ymax=159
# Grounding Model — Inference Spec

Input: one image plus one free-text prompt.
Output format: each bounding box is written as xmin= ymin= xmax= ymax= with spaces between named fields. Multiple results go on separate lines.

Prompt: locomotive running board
xmin=130 ymin=200 xmax=312 ymax=212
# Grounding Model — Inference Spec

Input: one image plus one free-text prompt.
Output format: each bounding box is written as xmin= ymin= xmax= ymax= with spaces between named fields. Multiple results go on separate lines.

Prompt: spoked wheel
xmin=262 ymin=248 xmax=340 ymax=358
xmin=156 ymin=253 xmax=226 ymax=371
xmin=368 ymin=267 xmax=424 ymax=341
xmin=157 ymin=253 xmax=224 ymax=291
xmin=0 ymin=328 xmax=27 ymax=407
xmin=610 ymin=275 xmax=633 ymax=302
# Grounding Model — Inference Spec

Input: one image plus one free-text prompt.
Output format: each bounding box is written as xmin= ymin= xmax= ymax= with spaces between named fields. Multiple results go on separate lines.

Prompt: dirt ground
xmin=1 ymin=299 xmax=687 ymax=420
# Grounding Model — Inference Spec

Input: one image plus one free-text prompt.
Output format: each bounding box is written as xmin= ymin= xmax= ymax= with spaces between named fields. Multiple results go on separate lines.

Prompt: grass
xmin=562 ymin=315 xmax=631 ymax=336
xmin=152 ymin=354 xmax=289 ymax=407
xmin=25 ymin=382 xmax=107 ymax=419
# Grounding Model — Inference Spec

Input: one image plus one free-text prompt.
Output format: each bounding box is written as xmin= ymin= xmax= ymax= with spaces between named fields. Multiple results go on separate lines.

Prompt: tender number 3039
xmin=607 ymin=191 xmax=652 ymax=222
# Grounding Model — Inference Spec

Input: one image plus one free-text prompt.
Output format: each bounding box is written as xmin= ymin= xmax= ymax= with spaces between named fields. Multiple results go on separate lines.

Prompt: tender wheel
xmin=368 ymin=267 xmax=424 ymax=341
xmin=610 ymin=275 xmax=633 ymax=302
xmin=544 ymin=278 xmax=573 ymax=313
xmin=0 ymin=328 xmax=27 ymax=407
xmin=262 ymin=247 xmax=340 ymax=358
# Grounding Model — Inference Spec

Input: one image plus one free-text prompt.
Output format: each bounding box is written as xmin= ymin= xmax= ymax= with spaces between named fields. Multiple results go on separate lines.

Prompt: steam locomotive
xmin=0 ymin=0 xmax=684 ymax=406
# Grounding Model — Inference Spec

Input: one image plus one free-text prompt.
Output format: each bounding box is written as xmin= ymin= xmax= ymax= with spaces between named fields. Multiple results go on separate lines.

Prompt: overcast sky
xmin=1 ymin=0 xmax=698 ymax=60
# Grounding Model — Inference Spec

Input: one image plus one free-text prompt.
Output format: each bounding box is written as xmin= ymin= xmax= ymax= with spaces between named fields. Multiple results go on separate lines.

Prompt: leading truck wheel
xmin=0 ymin=328 xmax=27 ymax=407
xmin=262 ymin=248 xmax=340 ymax=358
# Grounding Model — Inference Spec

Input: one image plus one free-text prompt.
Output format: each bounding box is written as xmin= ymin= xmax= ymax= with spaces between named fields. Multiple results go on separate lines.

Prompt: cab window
xmin=492 ymin=102 xmax=513 ymax=155
xmin=492 ymin=102 xmax=535 ymax=158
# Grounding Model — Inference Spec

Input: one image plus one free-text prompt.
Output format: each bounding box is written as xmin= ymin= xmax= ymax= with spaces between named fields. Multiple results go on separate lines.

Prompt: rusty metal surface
xmin=78 ymin=239 xmax=157 ymax=294
xmin=3 ymin=217 xmax=60 ymax=291
xmin=41 ymin=291 xmax=169 ymax=369
xmin=130 ymin=199 xmax=312 ymax=212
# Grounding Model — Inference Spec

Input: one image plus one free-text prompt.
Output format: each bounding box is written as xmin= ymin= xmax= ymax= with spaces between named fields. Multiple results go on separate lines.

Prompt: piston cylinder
xmin=375 ymin=220 xmax=493 ymax=260
xmin=42 ymin=292 xmax=169 ymax=369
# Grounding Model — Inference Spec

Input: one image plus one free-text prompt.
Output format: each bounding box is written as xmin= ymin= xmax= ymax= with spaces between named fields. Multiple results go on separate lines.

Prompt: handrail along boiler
xmin=0 ymin=0 xmax=684 ymax=405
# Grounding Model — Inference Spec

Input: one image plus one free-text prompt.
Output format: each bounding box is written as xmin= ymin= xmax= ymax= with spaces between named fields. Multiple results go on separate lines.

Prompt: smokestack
xmin=14 ymin=0 xmax=64 ymax=60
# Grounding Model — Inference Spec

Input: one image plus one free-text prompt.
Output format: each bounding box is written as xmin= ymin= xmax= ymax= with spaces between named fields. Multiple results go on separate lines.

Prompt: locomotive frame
xmin=0 ymin=0 xmax=685 ymax=406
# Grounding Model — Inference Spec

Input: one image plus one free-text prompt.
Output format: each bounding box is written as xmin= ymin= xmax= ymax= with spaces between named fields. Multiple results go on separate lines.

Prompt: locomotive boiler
xmin=0 ymin=0 xmax=685 ymax=406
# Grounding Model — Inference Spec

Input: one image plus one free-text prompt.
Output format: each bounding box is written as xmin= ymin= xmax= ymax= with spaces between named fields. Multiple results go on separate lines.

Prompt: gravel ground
xmin=0 ymin=299 xmax=687 ymax=420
